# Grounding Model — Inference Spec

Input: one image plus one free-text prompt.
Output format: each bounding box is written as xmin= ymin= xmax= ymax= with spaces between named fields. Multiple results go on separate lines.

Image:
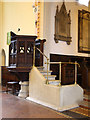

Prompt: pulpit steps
xmin=37 ymin=66 xmax=60 ymax=86
xmin=79 ymin=90 xmax=90 ymax=109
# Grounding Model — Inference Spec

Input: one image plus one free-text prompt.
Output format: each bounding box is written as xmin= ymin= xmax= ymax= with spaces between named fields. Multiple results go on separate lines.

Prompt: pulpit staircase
xmin=26 ymin=46 xmax=83 ymax=111
xmin=35 ymin=46 xmax=62 ymax=86
xmin=34 ymin=46 xmax=80 ymax=87
xmin=37 ymin=66 xmax=61 ymax=86
xmin=79 ymin=90 xmax=90 ymax=109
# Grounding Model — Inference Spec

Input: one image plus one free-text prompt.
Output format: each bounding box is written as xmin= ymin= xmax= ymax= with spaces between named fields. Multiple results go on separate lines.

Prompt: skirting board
xmin=26 ymin=97 xmax=79 ymax=112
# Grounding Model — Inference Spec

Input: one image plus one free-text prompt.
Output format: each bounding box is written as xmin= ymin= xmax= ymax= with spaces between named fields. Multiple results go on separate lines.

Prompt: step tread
xmin=40 ymin=70 xmax=52 ymax=73
xmin=37 ymin=66 xmax=44 ymax=70
xmin=80 ymin=105 xmax=90 ymax=109
xmin=46 ymin=84 xmax=60 ymax=87
xmin=79 ymin=100 xmax=90 ymax=107
xmin=44 ymin=75 xmax=56 ymax=76
xmin=37 ymin=66 xmax=44 ymax=68
xmin=48 ymin=82 xmax=60 ymax=86
xmin=84 ymin=94 xmax=90 ymax=100
xmin=44 ymin=75 xmax=56 ymax=77
xmin=48 ymin=80 xmax=61 ymax=82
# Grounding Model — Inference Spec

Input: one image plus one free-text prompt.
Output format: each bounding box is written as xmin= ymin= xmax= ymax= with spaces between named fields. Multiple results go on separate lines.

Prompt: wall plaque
xmin=78 ymin=9 xmax=90 ymax=53
xmin=54 ymin=2 xmax=72 ymax=45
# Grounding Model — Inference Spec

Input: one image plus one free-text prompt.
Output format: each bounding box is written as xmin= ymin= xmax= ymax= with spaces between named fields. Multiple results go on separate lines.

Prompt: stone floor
xmin=0 ymin=85 xmax=90 ymax=119
xmin=0 ymin=85 xmax=67 ymax=119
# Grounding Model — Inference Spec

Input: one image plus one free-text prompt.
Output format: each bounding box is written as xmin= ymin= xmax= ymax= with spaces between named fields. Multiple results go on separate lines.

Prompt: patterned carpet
xmin=61 ymin=107 xmax=90 ymax=119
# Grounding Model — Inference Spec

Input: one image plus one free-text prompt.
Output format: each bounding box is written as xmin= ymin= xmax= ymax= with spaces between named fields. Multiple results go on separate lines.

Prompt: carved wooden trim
xmin=54 ymin=2 xmax=72 ymax=45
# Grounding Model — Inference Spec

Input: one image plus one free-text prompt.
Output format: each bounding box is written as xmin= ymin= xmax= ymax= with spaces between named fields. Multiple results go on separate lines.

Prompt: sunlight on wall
xmin=79 ymin=0 xmax=89 ymax=6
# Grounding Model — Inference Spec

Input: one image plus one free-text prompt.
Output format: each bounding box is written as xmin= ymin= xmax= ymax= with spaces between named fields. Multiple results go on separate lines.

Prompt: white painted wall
xmin=43 ymin=1 xmax=89 ymax=60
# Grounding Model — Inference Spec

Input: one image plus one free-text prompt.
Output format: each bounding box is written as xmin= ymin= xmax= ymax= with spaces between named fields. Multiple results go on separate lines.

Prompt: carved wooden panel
xmin=78 ymin=9 xmax=90 ymax=53
xmin=50 ymin=54 xmax=90 ymax=89
xmin=35 ymin=39 xmax=46 ymax=66
xmin=61 ymin=64 xmax=75 ymax=85
xmin=54 ymin=2 xmax=72 ymax=45
xmin=1 ymin=66 xmax=19 ymax=86
xmin=9 ymin=31 xmax=37 ymax=67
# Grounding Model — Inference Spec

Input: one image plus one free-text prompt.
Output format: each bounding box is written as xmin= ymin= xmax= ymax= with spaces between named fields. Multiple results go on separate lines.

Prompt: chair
xmin=6 ymin=81 xmax=19 ymax=95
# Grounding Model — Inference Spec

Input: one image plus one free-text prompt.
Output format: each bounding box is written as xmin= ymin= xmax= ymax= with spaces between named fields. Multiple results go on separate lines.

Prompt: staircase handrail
xmin=33 ymin=45 xmax=80 ymax=86
xmin=45 ymin=61 xmax=80 ymax=86
xmin=35 ymin=47 xmax=49 ymax=60
xmin=33 ymin=46 xmax=49 ymax=83
xmin=48 ymin=61 xmax=80 ymax=67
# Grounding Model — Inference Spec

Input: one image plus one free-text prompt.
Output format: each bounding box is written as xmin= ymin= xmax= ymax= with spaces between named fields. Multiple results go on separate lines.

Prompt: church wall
xmin=0 ymin=1 xmax=36 ymax=83
xmin=43 ymin=2 xmax=89 ymax=60
xmin=0 ymin=1 xmax=3 ymax=83
xmin=0 ymin=1 xmax=89 ymax=83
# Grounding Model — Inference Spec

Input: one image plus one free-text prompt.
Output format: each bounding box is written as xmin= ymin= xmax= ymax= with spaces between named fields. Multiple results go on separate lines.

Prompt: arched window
xmin=2 ymin=49 xmax=6 ymax=66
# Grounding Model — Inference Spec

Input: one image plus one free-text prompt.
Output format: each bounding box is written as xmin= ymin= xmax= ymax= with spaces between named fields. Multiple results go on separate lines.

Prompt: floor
xmin=0 ymin=85 xmax=90 ymax=119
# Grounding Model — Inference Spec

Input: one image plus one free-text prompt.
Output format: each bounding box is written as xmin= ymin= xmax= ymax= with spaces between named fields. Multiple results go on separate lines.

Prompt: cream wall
xmin=2 ymin=2 xmax=36 ymax=66
xmin=43 ymin=1 xmax=89 ymax=60
xmin=39 ymin=2 xmax=44 ymax=39
xmin=0 ymin=1 xmax=36 ymax=83
xmin=0 ymin=1 xmax=3 ymax=83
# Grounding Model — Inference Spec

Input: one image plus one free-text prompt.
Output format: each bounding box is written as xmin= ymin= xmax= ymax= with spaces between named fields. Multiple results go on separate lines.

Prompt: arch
xmin=1 ymin=49 xmax=6 ymax=66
